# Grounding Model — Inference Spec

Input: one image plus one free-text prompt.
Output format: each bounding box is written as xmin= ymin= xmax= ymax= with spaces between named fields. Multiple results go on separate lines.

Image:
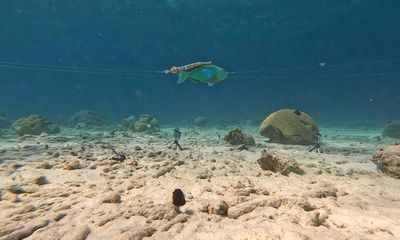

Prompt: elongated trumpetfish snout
xmin=165 ymin=61 xmax=213 ymax=74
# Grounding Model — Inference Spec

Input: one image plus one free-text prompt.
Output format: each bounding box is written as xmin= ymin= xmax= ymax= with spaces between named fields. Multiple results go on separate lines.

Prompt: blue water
xmin=1 ymin=1 xmax=399 ymax=126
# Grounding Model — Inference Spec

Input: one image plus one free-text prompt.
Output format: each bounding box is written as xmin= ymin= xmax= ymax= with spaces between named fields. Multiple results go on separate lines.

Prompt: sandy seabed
xmin=0 ymin=125 xmax=399 ymax=240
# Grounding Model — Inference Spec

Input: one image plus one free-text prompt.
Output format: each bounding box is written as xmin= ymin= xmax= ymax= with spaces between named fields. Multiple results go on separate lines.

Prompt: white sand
xmin=0 ymin=125 xmax=399 ymax=240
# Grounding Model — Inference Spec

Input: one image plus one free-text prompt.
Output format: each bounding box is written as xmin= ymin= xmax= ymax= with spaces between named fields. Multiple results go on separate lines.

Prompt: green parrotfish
xmin=177 ymin=65 xmax=228 ymax=87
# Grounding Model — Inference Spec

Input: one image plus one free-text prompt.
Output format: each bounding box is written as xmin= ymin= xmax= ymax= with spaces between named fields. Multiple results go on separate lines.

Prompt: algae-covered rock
xmin=12 ymin=115 xmax=60 ymax=136
xmin=224 ymin=128 xmax=255 ymax=146
xmin=128 ymin=114 xmax=159 ymax=132
xmin=120 ymin=115 xmax=137 ymax=129
xmin=133 ymin=122 xmax=149 ymax=132
xmin=242 ymin=134 xmax=256 ymax=146
xmin=194 ymin=116 xmax=208 ymax=127
xmin=0 ymin=117 xmax=9 ymax=129
xmin=259 ymin=109 xmax=319 ymax=145
xmin=68 ymin=110 xmax=100 ymax=126
xmin=382 ymin=120 xmax=400 ymax=139
xmin=137 ymin=114 xmax=154 ymax=124
xmin=372 ymin=144 xmax=400 ymax=179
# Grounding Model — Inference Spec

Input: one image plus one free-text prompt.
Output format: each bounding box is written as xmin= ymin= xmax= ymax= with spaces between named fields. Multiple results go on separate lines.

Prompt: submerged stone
xmin=224 ymin=128 xmax=255 ymax=146
xmin=257 ymin=149 xmax=304 ymax=176
xmin=12 ymin=115 xmax=60 ymax=136
xmin=101 ymin=192 xmax=121 ymax=203
xmin=372 ymin=144 xmax=400 ymax=179
xmin=382 ymin=120 xmax=400 ymax=139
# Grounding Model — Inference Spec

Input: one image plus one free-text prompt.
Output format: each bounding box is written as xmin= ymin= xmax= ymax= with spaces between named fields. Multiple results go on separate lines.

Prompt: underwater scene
xmin=0 ymin=1 xmax=400 ymax=239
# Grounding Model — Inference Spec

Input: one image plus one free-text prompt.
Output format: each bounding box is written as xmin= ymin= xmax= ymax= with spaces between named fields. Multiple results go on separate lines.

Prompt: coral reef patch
xmin=120 ymin=115 xmax=137 ymax=129
xmin=259 ymin=109 xmax=319 ymax=145
xmin=128 ymin=114 xmax=160 ymax=132
xmin=12 ymin=115 xmax=60 ymax=136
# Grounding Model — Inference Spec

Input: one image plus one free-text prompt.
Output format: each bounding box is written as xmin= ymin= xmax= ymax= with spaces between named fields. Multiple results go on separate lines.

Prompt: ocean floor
xmin=0 ymin=125 xmax=399 ymax=240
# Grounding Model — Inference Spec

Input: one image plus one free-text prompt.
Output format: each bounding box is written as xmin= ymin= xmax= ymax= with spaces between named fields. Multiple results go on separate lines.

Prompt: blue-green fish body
xmin=177 ymin=65 xmax=228 ymax=86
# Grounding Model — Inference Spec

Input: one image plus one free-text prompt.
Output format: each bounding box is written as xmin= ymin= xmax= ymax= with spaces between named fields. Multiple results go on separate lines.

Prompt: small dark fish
xmin=216 ymin=132 xmax=221 ymax=139
xmin=294 ymin=110 xmax=301 ymax=116
xmin=172 ymin=189 xmax=186 ymax=207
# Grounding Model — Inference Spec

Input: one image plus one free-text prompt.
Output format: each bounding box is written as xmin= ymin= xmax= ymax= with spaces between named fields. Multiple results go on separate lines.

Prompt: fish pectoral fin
xmin=177 ymin=71 xmax=189 ymax=84
xmin=207 ymin=83 xmax=215 ymax=87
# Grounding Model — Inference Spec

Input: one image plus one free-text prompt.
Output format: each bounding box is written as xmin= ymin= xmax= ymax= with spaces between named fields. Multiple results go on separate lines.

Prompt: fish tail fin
xmin=177 ymin=71 xmax=189 ymax=84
